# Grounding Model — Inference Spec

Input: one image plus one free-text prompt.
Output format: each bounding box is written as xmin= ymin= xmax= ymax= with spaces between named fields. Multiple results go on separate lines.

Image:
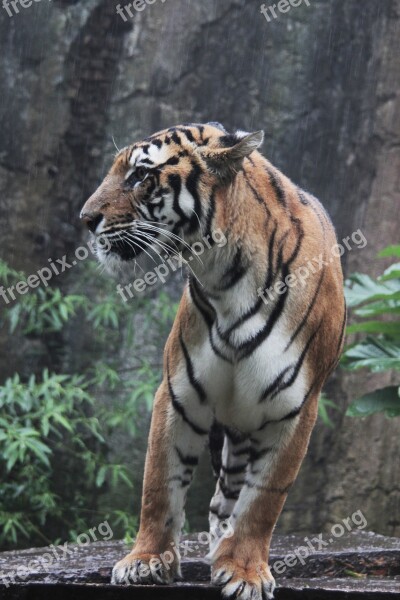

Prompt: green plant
xmin=0 ymin=371 xmax=107 ymax=545
xmin=342 ymin=245 xmax=400 ymax=418
xmin=0 ymin=259 xmax=178 ymax=549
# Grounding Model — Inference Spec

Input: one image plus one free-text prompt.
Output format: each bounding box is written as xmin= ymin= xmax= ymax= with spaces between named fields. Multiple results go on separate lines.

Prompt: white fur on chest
xmin=186 ymin=318 xmax=307 ymax=433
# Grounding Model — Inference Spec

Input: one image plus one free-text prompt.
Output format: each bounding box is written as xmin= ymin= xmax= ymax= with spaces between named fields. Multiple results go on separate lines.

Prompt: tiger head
xmin=80 ymin=123 xmax=263 ymax=272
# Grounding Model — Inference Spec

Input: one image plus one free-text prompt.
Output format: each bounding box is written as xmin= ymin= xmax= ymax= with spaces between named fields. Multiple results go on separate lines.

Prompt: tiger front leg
xmin=112 ymin=376 xmax=213 ymax=585
xmin=210 ymin=393 xmax=319 ymax=599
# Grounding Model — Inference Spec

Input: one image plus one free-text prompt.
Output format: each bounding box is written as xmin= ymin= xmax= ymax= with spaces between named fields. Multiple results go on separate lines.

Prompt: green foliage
xmin=346 ymin=386 xmax=399 ymax=418
xmin=342 ymin=245 xmax=400 ymax=419
xmin=318 ymin=393 xmax=339 ymax=428
xmin=0 ymin=371 xmax=104 ymax=546
xmin=0 ymin=258 xmax=178 ymax=549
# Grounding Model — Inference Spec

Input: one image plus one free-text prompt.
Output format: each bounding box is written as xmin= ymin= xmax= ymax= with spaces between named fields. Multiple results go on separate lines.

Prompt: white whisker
xmin=137 ymin=223 xmax=203 ymax=266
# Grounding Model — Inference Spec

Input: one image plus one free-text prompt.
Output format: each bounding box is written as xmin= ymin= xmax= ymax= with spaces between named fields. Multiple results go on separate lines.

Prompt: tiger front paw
xmin=211 ymin=557 xmax=275 ymax=600
xmin=111 ymin=551 xmax=179 ymax=585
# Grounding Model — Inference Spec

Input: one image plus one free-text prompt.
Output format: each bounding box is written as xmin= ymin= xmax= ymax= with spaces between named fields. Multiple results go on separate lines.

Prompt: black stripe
xmin=243 ymin=171 xmax=272 ymax=219
xmin=287 ymin=217 xmax=304 ymax=265
xmin=266 ymin=166 xmax=286 ymax=207
xmin=219 ymin=478 xmax=240 ymax=500
xmin=285 ymin=269 xmax=325 ymax=351
xmin=171 ymin=132 xmax=181 ymax=145
xmin=179 ymin=331 xmax=207 ymax=404
xmin=139 ymin=158 xmax=154 ymax=166
xmin=232 ymin=446 xmax=251 ymax=457
xmin=186 ymin=162 xmax=203 ymax=234
xmin=209 ymin=508 xmax=231 ymax=521
xmin=204 ymin=187 xmax=217 ymax=243
xmin=167 ymin=362 xmax=208 ymax=436
xmin=165 ymin=156 xmax=180 ymax=166
xmin=219 ymin=247 xmax=248 ymax=291
xmin=248 ymin=446 xmax=273 ymax=463
xmin=177 ymin=127 xmax=195 ymax=143
xmin=209 ymin=328 xmax=233 ymax=363
xmin=190 ymin=278 xmax=229 ymax=356
xmin=168 ymin=173 xmax=186 ymax=226
xmin=175 ymin=446 xmax=199 ymax=467
xmin=189 ymin=278 xmax=215 ymax=328
xmin=259 ymin=364 xmax=294 ymax=403
xmin=224 ymin=427 xmax=248 ymax=445
xmin=237 ymin=267 xmax=289 ymax=360
xmin=297 ymin=188 xmax=309 ymax=205
xmin=261 ymin=322 xmax=322 ymax=403
xmin=274 ymin=230 xmax=289 ymax=274
xmin=264 ymin=221 xmax=279 ymax=291
xmin=189 ymin=278 xmax=232 ymax=363
xmin=221 ymin=464 xmax=247 ymax=475
xmin=258 ymin=379 xmax=317 ymax=431
xmin=209 ymin=421 xmax=224 ymax=478
xmin=217 ymin=296 xmax=261 ymax=342
xmin=136 ymin=206 xmax=149 ymax=220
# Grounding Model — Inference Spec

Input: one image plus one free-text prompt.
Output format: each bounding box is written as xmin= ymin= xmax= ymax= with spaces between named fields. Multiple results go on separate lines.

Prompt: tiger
xmin=80 ymin=122 xmax=346 ymax=600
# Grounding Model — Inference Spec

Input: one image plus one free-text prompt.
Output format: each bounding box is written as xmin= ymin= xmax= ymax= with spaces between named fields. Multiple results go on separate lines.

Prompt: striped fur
xmin=81 ymin=123 xmax=345 ymax=599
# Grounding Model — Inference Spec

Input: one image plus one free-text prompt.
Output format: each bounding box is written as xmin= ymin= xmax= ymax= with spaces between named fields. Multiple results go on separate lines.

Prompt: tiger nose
xmin=80 ymin=210 xmax=103 ymax=234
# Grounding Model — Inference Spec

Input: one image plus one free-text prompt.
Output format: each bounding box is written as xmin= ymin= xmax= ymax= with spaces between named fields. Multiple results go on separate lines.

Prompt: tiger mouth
xmin=107 ymin=237 xmax=142 ymax=261
xmin=97 ymin=223 xmax=185 ymax=264
xmin=106 ymin=229 xmax=166 ymax=261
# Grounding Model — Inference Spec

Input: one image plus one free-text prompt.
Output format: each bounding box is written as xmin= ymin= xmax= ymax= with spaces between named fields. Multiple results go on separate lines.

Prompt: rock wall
xmin=0 ymin=0 xmax=399 ymax=535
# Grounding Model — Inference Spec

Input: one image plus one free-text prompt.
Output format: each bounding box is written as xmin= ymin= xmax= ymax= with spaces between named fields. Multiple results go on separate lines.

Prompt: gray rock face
xmin=0 ymin=0 xmax=399 ymax=536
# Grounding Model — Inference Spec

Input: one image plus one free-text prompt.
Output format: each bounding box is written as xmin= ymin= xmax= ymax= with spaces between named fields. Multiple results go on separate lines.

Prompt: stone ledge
xmin=0 ymin=531 xmax=399 ymax=598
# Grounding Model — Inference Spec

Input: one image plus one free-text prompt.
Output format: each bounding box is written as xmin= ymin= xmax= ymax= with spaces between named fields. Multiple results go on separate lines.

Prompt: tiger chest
xmin=185 ymin=326 xmax=306 ymax=433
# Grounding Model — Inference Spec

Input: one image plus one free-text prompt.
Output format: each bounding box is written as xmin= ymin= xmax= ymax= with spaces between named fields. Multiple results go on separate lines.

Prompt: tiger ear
xmin=199 ymin=130 xmax=264 ymax=180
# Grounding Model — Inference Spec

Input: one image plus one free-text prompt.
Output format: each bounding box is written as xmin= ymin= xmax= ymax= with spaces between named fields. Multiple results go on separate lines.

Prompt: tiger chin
xmin=81 ymin=122 xmax=345 ymax=599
